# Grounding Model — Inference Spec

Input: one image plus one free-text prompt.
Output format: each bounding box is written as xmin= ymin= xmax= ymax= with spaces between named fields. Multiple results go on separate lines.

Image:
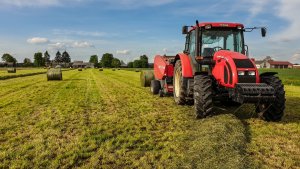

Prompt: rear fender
xmin=175 ymin=53 xmax=194 ymax=78
xmin=260 ymin=72 xmax=278 ymax=77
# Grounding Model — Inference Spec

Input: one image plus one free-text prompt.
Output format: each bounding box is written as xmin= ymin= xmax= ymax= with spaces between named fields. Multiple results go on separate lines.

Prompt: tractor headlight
xmin=238 ymin=71 xmax=245 ymax=76
xmin=248 ymin=71 xmax=256 ymax=76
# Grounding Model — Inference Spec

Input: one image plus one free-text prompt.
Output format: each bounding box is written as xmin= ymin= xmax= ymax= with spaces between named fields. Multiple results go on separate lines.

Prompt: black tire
xmin=159 ymin=89 xmax=164 ymax=97
xmin=194 ymin=75 xmax=214 ymax=118
xmin=173 ymin=60 xmax=187 ymax=105
xmin=150 ymin=80 xmax=161 ymax=95
xmin=256 ymin=75 xmax=285 ymax=121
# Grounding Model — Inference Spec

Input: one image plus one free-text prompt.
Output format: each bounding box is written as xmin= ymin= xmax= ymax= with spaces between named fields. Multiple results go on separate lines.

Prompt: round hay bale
xmin=112 ymin=69 xmax=116 ymax=71
xmin=99 ymin=68 xmax=103 ymax=71
xmin=118 ymin=68 xmax=120 ymax=70
xmin=47 ymin=69 xmax=62 ymax=81
xmin=7 ymin=67 xmax=16 ymax=73
xmin=140 ymin=70 xmax=154 ymax=87
xmin=135 ymin=69 xmax=140 ymax=72
xmin=78 ymin=68 xmax=82 ymax=71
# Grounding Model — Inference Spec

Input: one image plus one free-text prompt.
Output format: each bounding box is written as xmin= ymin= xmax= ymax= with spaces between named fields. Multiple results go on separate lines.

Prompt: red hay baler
xmin=142 ymin=21 xmax=285 ymax=121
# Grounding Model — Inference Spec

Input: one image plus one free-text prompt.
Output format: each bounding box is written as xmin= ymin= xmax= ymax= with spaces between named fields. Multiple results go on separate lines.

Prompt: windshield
xmin=201 ymin=29 xmax=244 ymax=57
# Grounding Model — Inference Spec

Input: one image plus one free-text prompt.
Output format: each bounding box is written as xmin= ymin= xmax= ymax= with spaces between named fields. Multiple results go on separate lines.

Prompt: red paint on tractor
xmin=154 ymin=55 xmax=174 ymax=80
xmin=212 ymin=50 xmax=259 ymax=88
xmin=176 ymin=53 xmax=193 ymax=78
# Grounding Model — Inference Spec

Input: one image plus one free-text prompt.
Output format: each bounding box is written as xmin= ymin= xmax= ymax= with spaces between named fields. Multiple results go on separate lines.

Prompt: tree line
xmin=2 ymin=52 xmax=149 ymax=68
xmin=1 ymin=51 xmax=71 ymax=67
xmin=89 ymin=53 xmax=149 ymax=68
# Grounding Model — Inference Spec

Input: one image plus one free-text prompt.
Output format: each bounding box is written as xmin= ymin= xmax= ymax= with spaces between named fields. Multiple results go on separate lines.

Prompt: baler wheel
xmin=194 ymin=75 xmax=214 ymax=118
xmin=256 ymin=75 xmax=285 ymax=121
xmin=150 ymin=80 xmax=161 ymax=95
xmin=173 ymin=60 xmax=187 ymax=105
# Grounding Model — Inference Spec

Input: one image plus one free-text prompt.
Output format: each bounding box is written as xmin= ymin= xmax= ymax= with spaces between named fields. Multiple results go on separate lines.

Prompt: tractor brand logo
xmin=158 ymin=65 xmax=164 ymax=70
xmin=216 ymin=55 xmax=228 ymax=61
xmin=220 ymin=24 xmax=229 ymax=27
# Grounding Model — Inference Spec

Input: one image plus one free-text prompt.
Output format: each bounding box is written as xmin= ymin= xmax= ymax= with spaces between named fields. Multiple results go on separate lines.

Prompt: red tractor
xmin=142 ymin=21 xmax=285 ymax=121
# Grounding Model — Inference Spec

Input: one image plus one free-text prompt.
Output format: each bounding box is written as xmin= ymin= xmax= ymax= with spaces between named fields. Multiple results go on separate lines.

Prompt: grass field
xmin=0 ymin=68 xmax=47 ymax=80
xmin=0 ymin=69 xmax=299 ymax=168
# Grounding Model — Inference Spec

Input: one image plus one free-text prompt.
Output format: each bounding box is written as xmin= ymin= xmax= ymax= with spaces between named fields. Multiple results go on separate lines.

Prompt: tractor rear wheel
xmin=150 ymin=80 xmax=161 ymax=95
xmin=173 ymin=60 xmax=187 ymax=105
xmin=256 ymin=75 xmax=285 ymax=121
xmin=194 ymin=75 xmax=214 ymax=118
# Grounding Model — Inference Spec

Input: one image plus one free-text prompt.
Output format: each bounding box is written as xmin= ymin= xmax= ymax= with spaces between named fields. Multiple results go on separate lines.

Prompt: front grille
xmin=238 ymin=75 xmax=256 ymax=83
xmin=234 ymin=59 xmax=255 ymax=68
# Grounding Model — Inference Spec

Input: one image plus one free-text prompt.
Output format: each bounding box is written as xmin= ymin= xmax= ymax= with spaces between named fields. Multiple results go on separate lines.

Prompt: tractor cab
xmin=183 ymin=22 xmax=266 ymax=66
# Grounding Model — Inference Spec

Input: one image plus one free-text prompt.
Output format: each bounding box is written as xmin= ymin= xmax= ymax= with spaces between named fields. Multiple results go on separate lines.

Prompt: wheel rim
xmin=174 ymin=68 xmax=181 ymax=97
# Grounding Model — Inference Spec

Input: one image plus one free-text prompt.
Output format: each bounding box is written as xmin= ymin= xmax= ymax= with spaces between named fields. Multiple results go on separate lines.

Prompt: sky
xmin=0 ymin=0 xmax=300 ymax=64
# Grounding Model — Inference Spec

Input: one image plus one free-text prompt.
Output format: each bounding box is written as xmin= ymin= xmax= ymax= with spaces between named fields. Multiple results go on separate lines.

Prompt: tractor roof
xmin=190 ymin=22 xmax=244 ymax=31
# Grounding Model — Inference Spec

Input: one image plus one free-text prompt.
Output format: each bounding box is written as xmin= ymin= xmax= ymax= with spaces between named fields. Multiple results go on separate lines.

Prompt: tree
xmin=55 ymin=51 xmax=62 ymax=63
xmin=112 ymin=58 xmax=121 ymax=68
xmin=133 ymin=60 xmax=142 ymax=68
xmin=2 ymin=53 xmax=17 ymax=63
xmin=89 ymin=55 xmax=99 ymax=67
xmin=100 ymin=53 xmax=113 ymax=68
xmin=23 ymin=58 xmax=33 ymax=67
xmin=127 ymin=62 xmax=133 ymax=68
xmin=62 ymin=51 xmax=71 ymax=63
xmin=140 ymin=54 xmax=149 ymax=68
xmin=44 ymin=51 xmax=51 ymax=66
xmin=34 ymin=52 xmax=44 ymax=67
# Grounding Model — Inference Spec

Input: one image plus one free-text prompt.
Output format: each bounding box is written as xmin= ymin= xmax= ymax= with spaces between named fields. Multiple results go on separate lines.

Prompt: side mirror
xmin=261 ymin=27 xmax=267 ymax=37
xmin=182 ymin=26 xmax=189 ymax=34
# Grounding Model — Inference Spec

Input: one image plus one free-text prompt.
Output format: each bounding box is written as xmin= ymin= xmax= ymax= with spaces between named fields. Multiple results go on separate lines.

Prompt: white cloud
xmin=0 ymin=0 xmax=86 ymax=7
xmin=291 ymin=52 xmax=300 ymax=62
xmin=72 ymin=41 xmax=94 ymax=48
xmin=48 ymin=42 xmax=67 ymax=51
xmin=53 ymin=29 xmax=108 ymax=37
xmin=273 ymin=0 xmax=300 ymax=41
xmin=98 ymin=0 xmax=178 ymax=9
xmin=116 ymin=49 xmax=131 ymax=55
xmin=27 ymin=37 xmax=49 ymax=44
xmin=48 ymin=40 xmax=94 ymax=51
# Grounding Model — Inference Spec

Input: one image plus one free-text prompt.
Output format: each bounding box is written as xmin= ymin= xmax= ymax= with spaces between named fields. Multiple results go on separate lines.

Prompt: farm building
xmin=255 ymin=56 xmax=293 ymax=69
xmin=72 ymin=61 xmax=94 ymax=68
xmin=268 ymin=61 xmax=293 ymax=69
xmin=293 ymin=64 xmax=300 ymax=69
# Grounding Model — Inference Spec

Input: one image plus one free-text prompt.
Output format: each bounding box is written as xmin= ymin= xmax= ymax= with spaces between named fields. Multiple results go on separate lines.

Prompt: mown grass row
xmin=0 ymin=69 xmax=299 ymax=168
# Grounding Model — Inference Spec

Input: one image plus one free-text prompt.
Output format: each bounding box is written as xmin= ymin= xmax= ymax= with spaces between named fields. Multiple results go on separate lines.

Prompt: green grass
xmin=259 ymin=68 xmax=300 ymax=86
xmin=0 ymin=68 xmax=47 ymax=80
xmin=0 ymin=69 xmax=299 ymax=168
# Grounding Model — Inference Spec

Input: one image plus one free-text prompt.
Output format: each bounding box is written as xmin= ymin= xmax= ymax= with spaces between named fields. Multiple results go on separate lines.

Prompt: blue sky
xmin=0 ymin=0 xmax=300 ymax=63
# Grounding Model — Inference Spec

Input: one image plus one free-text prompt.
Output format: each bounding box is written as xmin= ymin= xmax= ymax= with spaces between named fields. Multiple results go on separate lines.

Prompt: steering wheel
xmin=213 ymin=46 xmax=223 ymax=52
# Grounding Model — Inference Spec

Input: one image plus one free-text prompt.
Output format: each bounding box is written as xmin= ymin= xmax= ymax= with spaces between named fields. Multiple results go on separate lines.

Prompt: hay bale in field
xmin=78 ymin=68 xmax=82 ymax=71
xmin=112 ymin=69 xmax=116 ymax=71
xmin=135 ymin=69 xmax=140 ymax=72
xmin=99 ymin=68 xmax=103 ymax=71
xmin=47 ymin=68 xmax=62 ymax=81
xmin=118 ymin=68 xmax=120 ymax=70
xmin=140 ymin=70 xmax=154 ymax=87
xmin=7 ymin=67 xmax=16 ymax=73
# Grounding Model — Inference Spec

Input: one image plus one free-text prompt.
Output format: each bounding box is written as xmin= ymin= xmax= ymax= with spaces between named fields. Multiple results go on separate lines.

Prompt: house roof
xmin=255 ymin=60 xmax=264 ymax=64
xmin=268 ymin=61 xmax=293 ymax=65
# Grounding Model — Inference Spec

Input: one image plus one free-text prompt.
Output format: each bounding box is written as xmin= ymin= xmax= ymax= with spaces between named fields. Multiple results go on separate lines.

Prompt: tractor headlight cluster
xmin=238 ymin=71 xmax=245 ymax=76
xmin=248 ymin=71 xmax=256 ymax=76
xmin=238 ymin=71 xmax=256 ymax=76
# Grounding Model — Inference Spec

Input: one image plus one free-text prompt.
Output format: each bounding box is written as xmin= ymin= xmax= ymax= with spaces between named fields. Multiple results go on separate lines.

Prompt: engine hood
xmin=213 ymin=50 xmax=248 ymax=60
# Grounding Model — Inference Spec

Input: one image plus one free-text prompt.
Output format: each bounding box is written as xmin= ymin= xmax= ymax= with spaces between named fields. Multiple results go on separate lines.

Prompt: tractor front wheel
xmin=173 ymin=60 xmax=187 ymax=105
xmin=194 ymin=75 xmax=214 ymax=118
xmin=256 ymin=75 xmax=285 ymax=121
